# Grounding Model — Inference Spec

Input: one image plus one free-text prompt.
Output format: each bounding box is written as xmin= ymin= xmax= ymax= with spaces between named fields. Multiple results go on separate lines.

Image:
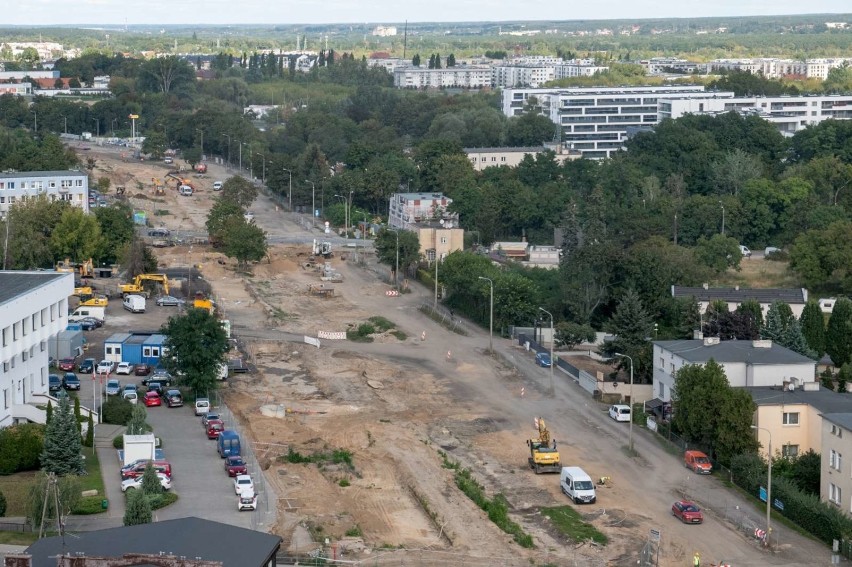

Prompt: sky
xmin=2 ymin=0 xmax=851 ymax=26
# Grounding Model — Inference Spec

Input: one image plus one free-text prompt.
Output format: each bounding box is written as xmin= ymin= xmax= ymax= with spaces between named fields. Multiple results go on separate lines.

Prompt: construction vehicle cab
xmin=120 ymin=274 xmax=170 ymax=298
xmin=56 ymin=258 xmax=94 ymax=278
xmin=312 ymin=239 xmax=333 ymax=259
xmin=526 ymin=417 xmax=561 ymax=474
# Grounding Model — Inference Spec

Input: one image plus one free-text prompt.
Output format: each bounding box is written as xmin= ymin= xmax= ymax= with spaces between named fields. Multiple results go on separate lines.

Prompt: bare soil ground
xmin=83 ymin=145 xmax=835 ymax=567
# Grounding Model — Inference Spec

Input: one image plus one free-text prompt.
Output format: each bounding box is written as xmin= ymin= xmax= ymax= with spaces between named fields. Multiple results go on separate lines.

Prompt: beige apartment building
xmin=464 ymin=144 xmax=580 ymax=171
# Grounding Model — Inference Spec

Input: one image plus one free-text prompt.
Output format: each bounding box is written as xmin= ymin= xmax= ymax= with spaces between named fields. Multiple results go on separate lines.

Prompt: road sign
xmin=774 ymin=498 xmax=784 ymax=511
xmin=650 ymin=528 xmax=661 ymax=542
xmin=759 ymin=486 xmax=767 ymax=502
xmin=385 ymin=290 xmax=399 ymax=296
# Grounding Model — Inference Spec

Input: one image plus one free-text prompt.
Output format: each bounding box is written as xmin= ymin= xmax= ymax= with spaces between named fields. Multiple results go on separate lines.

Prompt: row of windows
xmin=1 ymin=342 xmax=47 ymax=375
xmin=0 ymin=179 xmax=84 ymax=190
xmin=0 ymin=303 xmax=63 ymax=348
xmin=104 ymin=345 xmax=165 ymax=358
xmin=0 ymin=194 xmax=82 ymax=205
xmin=469 ymin=156 xmax=508 ymax=162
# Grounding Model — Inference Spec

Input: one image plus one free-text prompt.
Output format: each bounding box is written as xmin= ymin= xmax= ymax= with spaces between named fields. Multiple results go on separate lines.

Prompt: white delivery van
xmin=69 ymin=306 xmax=106 ymax=322
xmin=179 ymin=185 xmax=193 ymax=196
xmin=560 ymin=466 xmax=597 ymax=504
xmin=123 ymin=294 xmax=146 ymax=313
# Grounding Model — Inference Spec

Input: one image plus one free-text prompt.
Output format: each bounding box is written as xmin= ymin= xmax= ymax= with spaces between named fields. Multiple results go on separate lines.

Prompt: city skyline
xmin=4 ymin=0 xmax=852 ymax=27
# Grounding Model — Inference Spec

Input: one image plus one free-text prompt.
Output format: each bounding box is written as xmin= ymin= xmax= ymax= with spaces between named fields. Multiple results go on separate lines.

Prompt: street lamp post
xmin=111 ymin=118 xmax=117 ymax=136
xmin=433 ymin=251 xmax=439 ymax=309
xmin=236 ymin=140 xmax=242 ymax=172
xmin=720 ymin=202 xmax=726 ymax=235
xmin=31 ymin=111 xmax=37 ymax=133
xmin=334 ymin=194 xmax=350 ymax=240
xmin=93 ymin=118 xmax=99 ymax=138
xmin=196 ymin=128 xmax=204 ymax=157
xmin=479 ymin=277 xmax=494 ymax=353
xmin=282 ymin=168 xmax=292 ymax=210
xmin=389 ymin=228 xmax=400 ymax=289
xmin=614 ymin=352 xmax=635 ymax=453
xmin=62 ymin=116 xmax=67 ymax=134
xmin=255 ymin=152 xmax=266 ymax=183
xmin=221 ymin=134 xmax=231 ymax=167
xmin=305 ymin=180 xmax=316 ymax=228
xmin=751 ymin=425 xmax=773 ymax=545
xmin=539 ymin=307 xmax=555 ymax=395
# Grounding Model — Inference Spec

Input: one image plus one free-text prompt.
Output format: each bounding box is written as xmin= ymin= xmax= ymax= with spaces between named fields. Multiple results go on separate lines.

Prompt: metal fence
xmin=419 ymin=303 xmax=468 ymax=335
xmin=208 ymin=392 xmax=278 ymax=533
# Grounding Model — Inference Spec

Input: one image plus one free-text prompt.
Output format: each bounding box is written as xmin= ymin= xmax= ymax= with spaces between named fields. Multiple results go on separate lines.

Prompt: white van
xmin=739 ymin=245 xmax=752 ymax=258
xmin=560 ymin=466 xmax=596 ymax=504
xmin=69 ymin=306 xmax=106 ymax=322
xmin=123 ymin=294 xmax=146 ymax=313
xmin=179 ymin=185 xmax=193 ymax=196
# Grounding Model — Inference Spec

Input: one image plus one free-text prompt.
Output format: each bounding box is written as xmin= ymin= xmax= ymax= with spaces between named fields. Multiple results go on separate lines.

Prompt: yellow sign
xmin=129 ymin=114 xmax=139 ymax=119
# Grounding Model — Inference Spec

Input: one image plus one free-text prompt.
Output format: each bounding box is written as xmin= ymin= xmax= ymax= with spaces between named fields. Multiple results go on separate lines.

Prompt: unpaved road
xmin=82 ymin=144 xmax=838 ymax=566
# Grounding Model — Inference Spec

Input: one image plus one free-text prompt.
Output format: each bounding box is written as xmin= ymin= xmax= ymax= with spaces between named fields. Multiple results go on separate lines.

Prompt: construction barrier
xmin=317 ymin=331 xmax=346 ymax=340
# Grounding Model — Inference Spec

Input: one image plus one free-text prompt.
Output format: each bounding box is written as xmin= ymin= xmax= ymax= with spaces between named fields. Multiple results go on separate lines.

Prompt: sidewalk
xmin=65 ymin=423 xmax=125 ymax=532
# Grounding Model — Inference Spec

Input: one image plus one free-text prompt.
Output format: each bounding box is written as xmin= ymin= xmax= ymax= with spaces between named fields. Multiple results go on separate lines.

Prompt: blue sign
xmin=759 ymin=486 xmax=767 ymax=502
xmin=774 ymin=498 xmax=784 ymax=511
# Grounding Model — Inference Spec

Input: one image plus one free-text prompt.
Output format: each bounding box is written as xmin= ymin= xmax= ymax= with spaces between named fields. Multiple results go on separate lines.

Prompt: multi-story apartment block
xmin=0 ymin=271 xmax=74 ymax=427
xmin=555 ymin=63 xmax=610 ymax=78
xmin=0 ymin=70 xmax=58 ymax=81
xmin=492 ymin=64 xmax=556 ymax=88
xmin=820 ymin=413 xmax=852 ymax=513
xmin=388 ymin=193 xmax=462 ymax=261
xmin=503 ymin=86 xmax=731 ymax=158
xmin=393 ymin=67 xmax=492 ymax=89
xmin=464 ymin=144 xmax=580 ymax=171
xmin=640 ymin=58 xmax=706 ymax=75
xmin=707 ymin=57 xmax=852 ymax=80
xmin=0 ymin=170 xmax=90 ymax=218
xmin=0 ymin=82 xmax=32 ymax=96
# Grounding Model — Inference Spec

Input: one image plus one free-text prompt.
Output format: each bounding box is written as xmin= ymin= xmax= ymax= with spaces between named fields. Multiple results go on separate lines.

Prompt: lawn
xmin=72 ymin=446 xmax=107 ymax=515
xmin=718 ymin=258 xmax=800 ymax=289
xmin=0 ymin=471 xmax=39 ymax=516
xmin=540 ymin=505 xmax=609 ymax=545
xmin=0 ymin=531 xmax=38 ymax=545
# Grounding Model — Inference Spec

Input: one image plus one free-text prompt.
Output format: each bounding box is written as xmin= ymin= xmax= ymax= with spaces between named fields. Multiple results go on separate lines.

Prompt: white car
xmin=237 ymin=490 xmax=257 ymax=511
xmin=123 ymin=391 xmax=138 ymax=405
xmin=120 ymin=472 xmax=172 ymax=492
xmin=609 ymin=404 xmax=632 ymax=422
xmin=195 ymin=398 xmax=210 ymax=416
xmin=233 ymin=474 xmax=253 ymax=495
xmin=116 ymin=362 xmax=133 ymax=375
xmin=213 ymin=181 xmax=223 ymax=191
xmin=96 ymin=360 xmax=115 ymax=374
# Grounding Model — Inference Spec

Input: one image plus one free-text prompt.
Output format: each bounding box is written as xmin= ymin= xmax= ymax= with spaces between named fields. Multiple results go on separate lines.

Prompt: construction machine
xmin=56 ymin=258 xmax=94 ymax=278
xmin=73 ymin=286 xmax=93 ymax=298
xmin=312 ymin=239 xmax=333 ymax=259
xmin=120 ymin=274 xmax=170 ymax=298
xmin=526 ymin=417 xmax=561 ymax=474
xmin=193 ymin=291 xmax=215 ymax=313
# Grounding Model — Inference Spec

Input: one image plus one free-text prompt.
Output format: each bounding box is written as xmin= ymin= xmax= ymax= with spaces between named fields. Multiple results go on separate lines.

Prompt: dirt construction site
xmin=85 ymin=145 xmax=838 ymax=567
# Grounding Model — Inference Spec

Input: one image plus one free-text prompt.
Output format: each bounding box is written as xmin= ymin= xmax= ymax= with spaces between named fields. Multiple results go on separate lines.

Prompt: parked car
xmin=146 ymin=382 xmax=164 ymax=396
xmin=237 ymin=490 xmax=257 ymax=511
xmin=684 ymin=450 xmax=713 ymax=474
xmin=156 ymin=295 xmax=185 ymax=307
xmin=213 ymin=181 xmax=223 ymax=191
xmin=672 ymin=500 xmax=703 ymax=524
xmin=535 ymin=352 xmax=552 ymax=367
xmin=148 ymin=228 xmax=170 ymax=237
xmin=165 ymin=390 xmax=183 ymax=408
xmin=58 ymin=358 xmax=76 ymax=372
xmin=123 ymin=383 xmax=138 ymax=394
xmin=144 ymin=391 xmax=162 ymax=407
xmin=739 ymin=244 xmax=752 ymax=258
xmin=79 ymin=319 xmax=98 ymax=331
xmin=134 ymin=363 xmax=152 ymax=376
xmin=121 ymin=472 xmax=172 ymax=492
xmin=105 ymin=379 xmax=122 ymax=396
xmin=96 ymin=360 xmax=115 ymax=374
xmin=120 ymin=460 xmax=172 ymax=480
xmin=48 ymin=374 xmax=61 ymax=392
xmin=195 ymin=398 xmax=211 ymax=416
xmin=82 ymin=317 xmax=103 ymax=328
xmin=62 ymin=373 xmax=81 ymax=391
xmin=116 ymin=362 xmax=134 ymax=375
xmin=206 ymin=419 xmax=224 ymax=439
xmin=608 ymin=404 xmax=631 ymax=422
xmin=233 ymin=474 xmax=253 ymax=495
xmin=77 ymin=358 xmax=95 ymax=374
xmin=143 ymin=370 xmax=171 ymax=387
xmin=224 ymin=456 xmax=248 ymax=477
xmin=201 ymin=412 xmax=220 ymax=427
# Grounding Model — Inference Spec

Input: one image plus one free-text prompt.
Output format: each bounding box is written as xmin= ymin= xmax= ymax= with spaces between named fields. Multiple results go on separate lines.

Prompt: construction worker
xmin=693 ymin=552 xmax=700 ymax=566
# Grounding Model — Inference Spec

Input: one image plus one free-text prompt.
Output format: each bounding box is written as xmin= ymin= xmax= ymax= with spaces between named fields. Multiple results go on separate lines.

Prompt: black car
xmin=48 ymin=374 xmax=61 ymax=392
xmin=78 ymin=358 xmax=95 ymax=374
xmin=80 ymin=319 xmax=97 ymax=331
xmin=82 ymin=317 xmax=104 ymax=328
xmin=165 ymin=389 xmax=183 ymax=408
xmin=142 ymin=372 xmax=171 ymax=387
xmin=62 ymin=372 xmax=81 ymax=390
xmin=146 ymin=381 xmax=164 ymax=396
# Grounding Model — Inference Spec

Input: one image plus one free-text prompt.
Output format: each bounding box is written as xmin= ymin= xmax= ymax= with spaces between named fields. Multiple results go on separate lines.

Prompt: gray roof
xmin=0 ymin=170 xmax=87 ymax=179
xmin=0 ymin=271 xmax=69 ymax=306
xmin=822 ymin=413 xmax=852 ymax=431
xmin=748 ymin=386 xmax=852 ymax=414
xmin=25 ymin=517 xmax=281 ymax=567
xmin=654 ymin=339 xmax=816 ymax=366
xmin=671 ymin=285 xmax=807 ymax=304
xmin=463 ymin=146 xmax=547 ymax=153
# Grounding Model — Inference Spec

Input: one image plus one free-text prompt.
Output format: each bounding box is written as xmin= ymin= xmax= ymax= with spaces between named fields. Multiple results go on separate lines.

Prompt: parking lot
xmin=67 ymin=289 xmax=273 ymax=530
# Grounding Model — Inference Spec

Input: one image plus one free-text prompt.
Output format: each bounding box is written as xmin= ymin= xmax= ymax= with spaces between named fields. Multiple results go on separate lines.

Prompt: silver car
xmin=156 ymin=295 xmax=185 ymax=307
xmin=105 ymin=379 xmax=122 ymax=396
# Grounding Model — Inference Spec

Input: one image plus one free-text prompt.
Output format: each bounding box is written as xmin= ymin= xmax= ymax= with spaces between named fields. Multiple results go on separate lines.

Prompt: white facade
xmin=0 ymin=171 xmax=89 ymax=218
xmin=368 ymin=58 xmax=410 ymax=73
xmin=464 ymin=144 xmax=580 ymax=171
xmin=388 ymin=192 xmax=452 ymax=231
xmin=707 ymin=57 xmax=852 ymax=80
xmin=555 ymin=64 xmax=610 ymax=78
xmin=503 ymin=86 xmax=731 ymax=158
xmin=0 ymin=272 xmax=74 ymax=427
xmin=0 ymin=82 xmax=32 ymax=96
xmin=372 ymin=26 xmax=397 ymax=37
xmin=640 ymin=58 xmax=705 ymax=75
xmin=394 ymin=67 xmax=492 ymax=89
xmin=492 ymin=64 xmax=556 ymax=88
xmin=652 ymin=339 xmax=816 ymax=403
xmin=0 ymin=70 xmax=58 ymax=81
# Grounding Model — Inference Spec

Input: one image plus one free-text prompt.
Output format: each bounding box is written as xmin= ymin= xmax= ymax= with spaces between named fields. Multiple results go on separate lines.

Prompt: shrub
xmin=0 ymin=423 xmax=45 ymax=474
xmin=113 ymin=435 xmax=124 ymax=449
xmin=771 ymin=476 xmax=852 ymax=545
xmin=730 ymin=452 xmax=765 ymax=495
xmin=102 ymin=397 xmax=134 ymax=425
xmin=83 ymin=413 xmax=95 ymax=448
xmin=0 ymin=490 xmax=6 ymax=517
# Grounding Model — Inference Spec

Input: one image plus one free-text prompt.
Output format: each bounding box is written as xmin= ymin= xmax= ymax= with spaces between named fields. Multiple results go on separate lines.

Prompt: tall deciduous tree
xmin=222 ymin=217 xmax=267 ymax=270
xmin=800 ymin=300 xmax=826 ymax=358
xmin=161 ymin=308 xmax=229 ymax=395
xmin=221 ymin=176 xmax=258 ymax=209
xmin=50 ymin=207 xmax=101 ymax=263
xmin=826 ymin=297 xmax=852 ymax=367
xmin=40 ymin=397 xmax=84 ymax=476
xmin=374 ymin=228 xmax=421 ymax=277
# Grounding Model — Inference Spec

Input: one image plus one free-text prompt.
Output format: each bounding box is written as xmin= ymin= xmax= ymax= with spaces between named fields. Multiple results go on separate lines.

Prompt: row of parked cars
xmin=193 ymin=399 xmax=255 ymax=511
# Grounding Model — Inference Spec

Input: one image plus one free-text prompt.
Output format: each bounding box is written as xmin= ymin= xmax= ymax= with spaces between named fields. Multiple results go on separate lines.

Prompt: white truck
xmin=123 ymin=294 xmax=146 ymax=313
xmin=122 ymin=434 xmax=157 ymax=467
xmin=69 ymin=305 xmax=105 ymax=322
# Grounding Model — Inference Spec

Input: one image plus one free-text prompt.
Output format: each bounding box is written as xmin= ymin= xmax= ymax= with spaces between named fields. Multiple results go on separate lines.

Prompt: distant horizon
xmin=4 ymin=1 xmax=852 ymax=28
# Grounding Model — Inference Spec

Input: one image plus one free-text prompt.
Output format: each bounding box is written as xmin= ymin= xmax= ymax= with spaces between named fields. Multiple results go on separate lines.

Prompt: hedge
xmin=0 ymin=424 xmax=45 ymax=474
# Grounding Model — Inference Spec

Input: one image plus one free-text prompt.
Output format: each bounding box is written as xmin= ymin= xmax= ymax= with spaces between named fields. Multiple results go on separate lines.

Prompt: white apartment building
xmin=640 ymin=58 xmax=705 ymax=75
xmin=707 ymin=57 xmax=852 ymax=80
xmin=368 ymin=57 xmax=410 ymax=73
xmin=0 ymin=271 xmax=74 ymax=427
xmin=503 ymin=86 xmax=733 ymax=158
xmin=394 ymin=67 xmax=492 ymax=89
xmin=492 ymin=64 xmax=556 ymax=88
xmin=0 ymin=171 xmax=90 ymax=218
xmin=0 ymin=70 xmax=57 ymax=81
xmin=388 ymin=192 xmax=453 ymax=231
xmin=555 ymin=63 xmax=610 ymax=78
xmin=372 ymin=26 xmax=397 ymax=37
xmin=0 ymin=82 xmax=32 ymax=96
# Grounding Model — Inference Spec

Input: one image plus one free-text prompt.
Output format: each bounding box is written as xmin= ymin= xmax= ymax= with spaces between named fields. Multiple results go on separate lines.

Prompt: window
xmin=782 ymin=444 xmax=799 ymax=458
xmin=833 ymin=424 xmax=844 ymax=438
xmin=830 ymin=483 xmax=842 ymax=505
xmin=831 ymin=449 xmax=843 ymax=471
xmin=1 ymin=327 xmax=6 ymax=347
xmin=783 ymin=412 xmax=800 ymax=425
xmin=21 ymin=351 xmax=27 ymax=362
xmin=2 ymin=389 xmax=7 ymax=409
xmin=143 ymin=347 xmax=152 ymax=357
xmin=105 ymin=346 xmax=112 ymax=355
xmin=21 ymin=318 xmax=27 ymax=336
xmin=50 ymin=304 xmax=56 ymax=321
xmin=31 ymin=314 xmax=36 ymax=331
xmin=669 ymin=362 xmax=675 ymax=374
xmin=151 ymin=347 xmax=160 ymax=357
xmin=440 ymin=237 xmax=447 ymax=244
xmin=659 ymin=357 xmax=664 ymax=369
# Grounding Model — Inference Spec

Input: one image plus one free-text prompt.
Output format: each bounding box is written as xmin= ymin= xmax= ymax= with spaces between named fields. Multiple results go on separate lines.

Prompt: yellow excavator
xmin=120 ymin=274 xmax=170 ymax=298
xmin=56 ymin=258 xmax=94 ymax=278
xmin=526 ymin=417 xmax=561 ymax=474
xmin=72 ymin=286 xmax=108 ymax=307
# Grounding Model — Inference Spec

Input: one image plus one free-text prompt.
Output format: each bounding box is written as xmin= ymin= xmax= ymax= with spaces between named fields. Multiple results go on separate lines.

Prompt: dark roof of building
xmin=654 ymin=339 xmax=816 ymax=366
xmin=0 ymin=170 xmax=87 ymax=179
xmin=671 ymin=285 xmax=807 ymax=304
xmin=822 ymin=413 xmax=852 ymax=431
xmin=0 ymin=271 xmax=69 ymax=306
xmin=748 ymin=386 xmax=852 ymax=414
xmin=25 ymin=517 xmax=281 ymax=567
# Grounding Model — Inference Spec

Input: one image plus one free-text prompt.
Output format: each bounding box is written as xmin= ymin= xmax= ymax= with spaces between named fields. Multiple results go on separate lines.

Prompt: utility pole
xmin=283 ymin=168 xmax=292 ymax=210
xmin=615 ymin=352 xmax=635 ymax=453
xmin=539 ymin=307 xmax=555 ymax=395
xmin=479 ymin=277 xmax=493 ymax=353
xmin=305 ymin=180 xmax=316 ymax=228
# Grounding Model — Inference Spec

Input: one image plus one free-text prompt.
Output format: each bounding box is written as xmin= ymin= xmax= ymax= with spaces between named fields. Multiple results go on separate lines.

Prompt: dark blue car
xmin=535 ymin=352 xmax=552 ymax=367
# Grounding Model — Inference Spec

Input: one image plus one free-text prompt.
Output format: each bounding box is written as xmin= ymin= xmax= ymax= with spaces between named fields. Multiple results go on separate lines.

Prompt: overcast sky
xmin=4 ymin=0 xmax=851 ymax=26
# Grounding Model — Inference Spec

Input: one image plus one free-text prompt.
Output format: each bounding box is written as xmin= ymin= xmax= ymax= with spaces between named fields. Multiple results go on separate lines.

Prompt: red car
xmin=58 ymin=358 xmax=76 ymax=371
xmin=672 ymin=500 xmax=703 ymax=524
xmin=224 ymin=455 xmax=247 ymax=477
xmin=143 ymin=391 xmax=162 ymax=407
xmin=206 ymin=419 xmax=224 ymax=439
